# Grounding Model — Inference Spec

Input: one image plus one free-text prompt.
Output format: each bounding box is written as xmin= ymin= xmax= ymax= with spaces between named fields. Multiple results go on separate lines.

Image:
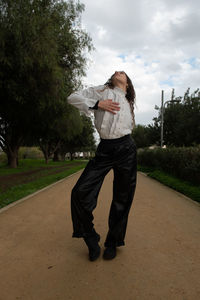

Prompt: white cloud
xmin=80 ymin=0 xmax=200 ymax=125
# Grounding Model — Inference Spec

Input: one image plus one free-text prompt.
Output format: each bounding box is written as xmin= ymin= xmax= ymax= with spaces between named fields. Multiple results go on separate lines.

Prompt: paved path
xmin=0 ymin=171 xmax=200 ymax=300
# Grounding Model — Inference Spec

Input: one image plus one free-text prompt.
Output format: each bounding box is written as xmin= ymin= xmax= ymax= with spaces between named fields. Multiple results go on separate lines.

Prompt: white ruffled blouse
xmin=67 ymin=85 xmax=135 ymax=139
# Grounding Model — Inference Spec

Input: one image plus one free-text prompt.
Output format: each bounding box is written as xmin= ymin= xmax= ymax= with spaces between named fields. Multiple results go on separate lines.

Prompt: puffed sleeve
xmin=67 ymin=85 xmax=104 ymax=117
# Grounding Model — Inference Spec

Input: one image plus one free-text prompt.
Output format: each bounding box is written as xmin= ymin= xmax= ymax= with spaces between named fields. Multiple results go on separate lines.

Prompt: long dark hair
xmin=104 ymin=72 xmax=136 ymax=122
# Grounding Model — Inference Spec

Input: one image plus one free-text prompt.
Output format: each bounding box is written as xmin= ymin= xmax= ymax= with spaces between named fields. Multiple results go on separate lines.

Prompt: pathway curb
xmin=0 ymin=169 xmax=83 ymax=214
xmin=139 ymin=171 xmax=200 ymax=207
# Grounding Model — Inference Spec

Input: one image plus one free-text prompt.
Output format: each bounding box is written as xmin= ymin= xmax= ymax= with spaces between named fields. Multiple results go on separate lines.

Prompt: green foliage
xmin=0 ymin=159 xmax=88 ymax=208
xmin=54 ymin=103 xmax=83 ymax=141
xmin=147 ymin=170 xmax=200 ymax=203
xmin=0 ymin=158 xmax=74 ymax=174
xmin=76 ymin=114 xmax=96 ymax=151
xmin=18 ymin=147 xmax=43 ymax=159
xmin=0 ymin=0 xmax=93 ymax=167
xmin=132 ymin=124 xmax=160 ymax=148
xmin=152 ymin=88 xmax=200 ymax=146
xmin=38 ymin=102 xmax=83 ymax=163
xmin=0 ymin=152 xmax=7 ymax=164
xmin=59 ymin=114 xmax=96 ymax=159
xmin=137 ymin=146 xmax=200 ymax=185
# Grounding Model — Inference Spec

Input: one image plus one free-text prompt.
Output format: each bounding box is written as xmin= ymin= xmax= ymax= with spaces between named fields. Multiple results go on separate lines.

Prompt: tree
xmin=132 ymin=125 xmax=149 ymax=148
xmin=151 ymin=88 xmax=200 ymax=146
xmin=59 ymin=114 xmax=96 ymax=160
xmin=0 ymin=0 xmax=93 ymax=167
xmin=181 ymin=88 xmax=200 ymax=146
xmin=132 ymin=124 xmax=160 ymax=148
xmin=39 ymin=103 xmax=83 ymax=163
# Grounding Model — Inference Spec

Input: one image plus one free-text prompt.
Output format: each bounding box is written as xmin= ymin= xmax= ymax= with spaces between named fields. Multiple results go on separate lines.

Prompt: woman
xmin=67 ymin=71 xmax=137 ymax=261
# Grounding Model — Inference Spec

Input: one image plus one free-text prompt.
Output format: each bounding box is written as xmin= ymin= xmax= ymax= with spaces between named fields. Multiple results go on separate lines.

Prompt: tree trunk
xmin=39 ymin=143 xmax=50 ymax=164
xmin=7 ymin=151 xmax=12 ymax=166
xmin=61 ymin=153 xmax=66 ymax=161
xmin=10 ymin=154 xmax=18 ymax=168
xmin=39 ymin=140 xmax=61 ymax=164
xmin=0 ymin=133 xmax=22 ymax=168
xmin=53 ymin=149 xmax=60 ymax=161
xmin=70 ymin=152 xmax=73 ymax=161
xmin=43 ymin=150 xmax=49 ymax=164
xmin=6 ymin=146 xmax=19 ymax=168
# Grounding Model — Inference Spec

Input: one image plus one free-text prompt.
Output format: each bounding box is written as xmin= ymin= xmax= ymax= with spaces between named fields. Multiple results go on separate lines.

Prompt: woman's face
xmin=112 ymin=71 xmax=127 ymax=86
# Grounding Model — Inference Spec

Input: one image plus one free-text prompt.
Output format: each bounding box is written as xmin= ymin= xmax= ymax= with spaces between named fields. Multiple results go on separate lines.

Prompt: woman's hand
xmin=98 ymin=99 xmax=120 ymax=114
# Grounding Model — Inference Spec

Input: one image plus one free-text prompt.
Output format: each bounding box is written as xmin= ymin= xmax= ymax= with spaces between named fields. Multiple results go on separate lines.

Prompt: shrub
xmin=137 ymin=146 xmax=200 ymax=185
xmin=0 ymin=152 xmax=7 ymax=164
xmin=18 ymin=147 xmax=43 ymax=159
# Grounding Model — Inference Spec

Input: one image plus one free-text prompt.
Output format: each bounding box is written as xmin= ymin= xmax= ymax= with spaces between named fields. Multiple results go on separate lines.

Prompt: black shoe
xmin=103 ymin=246 xmax=116 ymax=260
xmin=83 ymin=232 xmax=101 ymax=261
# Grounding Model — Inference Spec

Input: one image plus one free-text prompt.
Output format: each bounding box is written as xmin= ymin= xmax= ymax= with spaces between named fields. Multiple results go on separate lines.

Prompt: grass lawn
xmin=0 ymin=159 xmax=88 ymax=209
xmin=138 ymin=165 xmax=200 ymax=203
xmin=1 ymin=159 xmax=199 ymax=210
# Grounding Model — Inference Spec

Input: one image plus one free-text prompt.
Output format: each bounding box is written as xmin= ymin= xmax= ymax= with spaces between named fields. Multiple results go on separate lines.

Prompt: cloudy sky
xmin=79 ymin=0 xmax=200 ymax=125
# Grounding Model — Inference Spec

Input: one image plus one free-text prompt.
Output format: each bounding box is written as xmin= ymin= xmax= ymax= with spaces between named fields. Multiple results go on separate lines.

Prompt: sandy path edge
xmin=0 ymin=170 xmax=83 ymax=214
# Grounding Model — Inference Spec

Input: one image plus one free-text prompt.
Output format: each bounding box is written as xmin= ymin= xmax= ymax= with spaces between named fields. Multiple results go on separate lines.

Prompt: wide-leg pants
xmin=71 ymin=134 xmax=137 ymax=247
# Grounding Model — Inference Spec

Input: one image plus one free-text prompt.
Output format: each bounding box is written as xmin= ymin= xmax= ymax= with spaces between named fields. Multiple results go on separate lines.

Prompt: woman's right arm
xmin=68 ymin=85 xmax=120 ymax=115
xmin=67 ymin=85 xmax=104 ymax=117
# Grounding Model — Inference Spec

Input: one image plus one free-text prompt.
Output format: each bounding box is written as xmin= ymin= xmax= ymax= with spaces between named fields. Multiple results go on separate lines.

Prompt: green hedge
xmin=137 ymin=146 xmax=200 ymax=185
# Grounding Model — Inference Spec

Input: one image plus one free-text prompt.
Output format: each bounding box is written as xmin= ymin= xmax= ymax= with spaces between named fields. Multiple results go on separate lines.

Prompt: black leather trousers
xmin=71 ymin=134 xmax=137 ymax=247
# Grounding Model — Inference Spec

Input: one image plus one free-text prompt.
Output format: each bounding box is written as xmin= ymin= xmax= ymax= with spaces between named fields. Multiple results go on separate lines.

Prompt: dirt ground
xmin=0 ymin=170 xmax=200 ymax=300
xmin=0 ymin=162 xmax=80 ymax=192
